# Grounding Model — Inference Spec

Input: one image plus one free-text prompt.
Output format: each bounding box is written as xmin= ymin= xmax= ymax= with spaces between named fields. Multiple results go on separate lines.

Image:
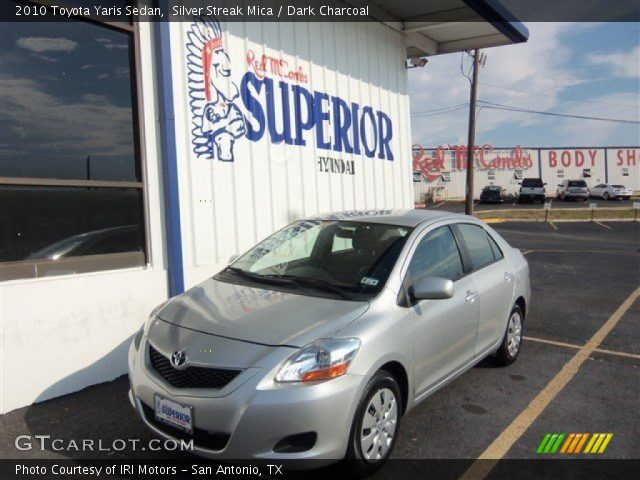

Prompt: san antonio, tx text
xmin=173 ymin=5 xmax=370 ymax=18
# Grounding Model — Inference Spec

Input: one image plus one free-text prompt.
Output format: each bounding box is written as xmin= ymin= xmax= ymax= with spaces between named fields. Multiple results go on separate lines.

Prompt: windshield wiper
xmin=266 ymin=275 xmax=353 ymax=300
xmin=223 ymin=267 xmax=296 ymax=286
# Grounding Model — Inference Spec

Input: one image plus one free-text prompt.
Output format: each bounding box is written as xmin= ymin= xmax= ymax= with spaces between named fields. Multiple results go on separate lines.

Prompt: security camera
xmin=409 ymin=57 xmax=429 ymax=68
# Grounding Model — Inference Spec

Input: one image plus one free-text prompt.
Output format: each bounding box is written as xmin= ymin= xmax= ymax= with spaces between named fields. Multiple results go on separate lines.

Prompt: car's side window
xmin=408 ymin=226 xmax=464 ymax=283
xmin=457 ymin=224 xmax=497 ymax=271
xmin=486 ymin=233 xmax=504 ymax=261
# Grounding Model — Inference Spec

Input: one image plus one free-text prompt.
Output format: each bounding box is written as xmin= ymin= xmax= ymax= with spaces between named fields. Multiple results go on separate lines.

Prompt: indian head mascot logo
xmin=187 ymin=16 xmax=246 ymax=161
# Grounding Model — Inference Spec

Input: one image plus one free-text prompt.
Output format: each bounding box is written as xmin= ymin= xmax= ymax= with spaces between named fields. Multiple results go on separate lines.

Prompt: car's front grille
xmin=148 ymin=344 xmax=242 ymax=389
xmin=139 ymin=401 xmax=230 ymax=451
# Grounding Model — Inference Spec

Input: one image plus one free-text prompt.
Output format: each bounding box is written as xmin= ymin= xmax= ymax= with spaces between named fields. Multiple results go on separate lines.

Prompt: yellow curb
xmin=482 ymin=218 xmax=506 ymax=224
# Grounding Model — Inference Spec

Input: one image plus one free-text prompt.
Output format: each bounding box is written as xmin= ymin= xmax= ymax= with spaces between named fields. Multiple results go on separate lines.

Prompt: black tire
xmin=494 ymin=305 xmax=524 ymax=366
xmin=345 ymin=370 xmax=402 ymax=476
xmin=603 ymin=192 xmax=610 ymax=200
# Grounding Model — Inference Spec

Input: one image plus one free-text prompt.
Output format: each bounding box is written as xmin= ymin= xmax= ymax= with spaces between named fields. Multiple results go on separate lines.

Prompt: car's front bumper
xmin=127 ymin=333 xmax=364 ymax=462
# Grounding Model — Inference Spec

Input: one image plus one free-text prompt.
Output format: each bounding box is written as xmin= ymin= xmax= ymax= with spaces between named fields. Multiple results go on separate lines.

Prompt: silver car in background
xmin=556 ymin=179 xmax=589 ymax=201
xmin=128 ymin=210 xmax=530 ymax=473
xmin=590 ymin=183 xmax=633 ymax=201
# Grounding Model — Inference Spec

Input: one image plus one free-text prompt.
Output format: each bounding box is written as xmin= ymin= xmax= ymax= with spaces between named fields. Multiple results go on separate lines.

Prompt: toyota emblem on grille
xmin=170 ymin=350 xmax=187 ymax=369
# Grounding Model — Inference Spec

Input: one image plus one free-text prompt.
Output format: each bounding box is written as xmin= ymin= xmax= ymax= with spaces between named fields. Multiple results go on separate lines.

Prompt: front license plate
xmin=154 ymin=395 xmax=193 ymax=434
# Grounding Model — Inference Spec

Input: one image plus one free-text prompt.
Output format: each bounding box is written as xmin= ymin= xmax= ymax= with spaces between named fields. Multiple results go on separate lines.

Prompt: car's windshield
xmin=485 ymin=186 xmax=501 ymax=191
xmin=218 ymin=220 xmax=412 ymax=300
xmin=612 ymin=185 xmax=625 ymax=188
xmin=568 ymin=180 xmax=587 ymax=187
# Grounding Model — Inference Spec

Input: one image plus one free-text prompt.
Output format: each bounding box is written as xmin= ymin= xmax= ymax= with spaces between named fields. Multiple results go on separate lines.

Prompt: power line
xmin=411 ymin=104 xmax=468 ymax=117
xmin=477 ymin=100 xmax=640 ymax=125
xmin=479 ymin=81 xmax=638 ymax=109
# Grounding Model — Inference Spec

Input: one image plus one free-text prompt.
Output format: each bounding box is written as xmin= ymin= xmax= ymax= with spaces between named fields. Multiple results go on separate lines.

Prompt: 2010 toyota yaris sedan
xmin=128 ymin=209 xmax=530 ymax=473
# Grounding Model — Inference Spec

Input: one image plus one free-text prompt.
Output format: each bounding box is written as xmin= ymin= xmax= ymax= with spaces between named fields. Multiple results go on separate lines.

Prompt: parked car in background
xmin=590 ymin=183 xmax=632 ymax=201
xmin=480 ymin=185 xmax=506 ymax=203
xmin=128 ymin=210 xmax=530 ymax=472
xmin=556 ymin=180 xmax=589 ymax=201
xmin=518 ymin=178 xmax=546 ymax=203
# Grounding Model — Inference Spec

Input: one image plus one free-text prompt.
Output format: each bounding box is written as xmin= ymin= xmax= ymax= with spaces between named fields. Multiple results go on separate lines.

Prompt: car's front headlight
xmin=274 ymin=338 xmax=361 ymax=383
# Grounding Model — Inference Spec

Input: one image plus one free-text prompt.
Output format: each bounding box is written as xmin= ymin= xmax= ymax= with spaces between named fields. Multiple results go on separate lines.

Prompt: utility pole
xmin=465 ymin=49 xmax=481 ymax=216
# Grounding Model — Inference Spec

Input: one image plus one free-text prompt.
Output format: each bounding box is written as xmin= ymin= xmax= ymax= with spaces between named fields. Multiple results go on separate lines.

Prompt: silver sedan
xmin=128 ymin=209 xmax=530 ymax=473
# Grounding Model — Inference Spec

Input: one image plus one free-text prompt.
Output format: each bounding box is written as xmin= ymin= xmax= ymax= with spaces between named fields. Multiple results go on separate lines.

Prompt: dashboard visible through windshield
xmin=216 ymin=220 xmax=412 ymax=300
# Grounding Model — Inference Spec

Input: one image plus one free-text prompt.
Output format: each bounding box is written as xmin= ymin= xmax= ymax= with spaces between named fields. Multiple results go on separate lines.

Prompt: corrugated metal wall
xmin=414 ymin=147 xmax=639 ymax=200
xmin=606 ymin=148 xmax=640 ymax=190
xmin=170 ymin=19 xmax=412 ymax=286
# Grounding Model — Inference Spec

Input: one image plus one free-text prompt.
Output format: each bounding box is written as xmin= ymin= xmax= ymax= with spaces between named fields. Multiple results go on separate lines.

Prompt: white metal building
xmin=0 ymin=0 xmax=528 ymax=413
xmin=413 ymin=146 xmax=640 ymax=201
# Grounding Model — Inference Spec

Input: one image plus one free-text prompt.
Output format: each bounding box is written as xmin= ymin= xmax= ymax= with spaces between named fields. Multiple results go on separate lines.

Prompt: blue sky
xmin=408 ymin=23 xmax=640 ymax=148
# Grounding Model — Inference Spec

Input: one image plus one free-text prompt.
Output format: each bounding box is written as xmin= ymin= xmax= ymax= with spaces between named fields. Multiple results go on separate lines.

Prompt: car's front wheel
xmin=603 ymin=192 xmax=610 ymax=200
xmin=495 ymin=305 xmax=524 ymax=366
xmin=346 ymin=370 xmax=402 ymax=475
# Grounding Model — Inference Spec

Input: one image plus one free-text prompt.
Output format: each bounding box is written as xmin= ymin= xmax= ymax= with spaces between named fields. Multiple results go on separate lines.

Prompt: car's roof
xmin=306 ymin=209 xmax=468 ymax=228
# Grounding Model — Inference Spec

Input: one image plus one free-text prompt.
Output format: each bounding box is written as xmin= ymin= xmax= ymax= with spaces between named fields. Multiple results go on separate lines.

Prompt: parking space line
xmin=524 ymin=335 xmax=640 ymax=361
xmin=521 ymin=250 xmax=533 ymax=255
xmin=595 ymin=221 xmax=612 ymax=229
xmin=548 ymin=222 xmax=558 ymax=230
xmin=459 ymin=286 xmax=640 ymax=480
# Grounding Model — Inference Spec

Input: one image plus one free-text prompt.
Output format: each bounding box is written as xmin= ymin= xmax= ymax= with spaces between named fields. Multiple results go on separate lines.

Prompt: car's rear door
xmin=453 ymin=223 xmax=515 ymax=356
xmin=405 ymin=225 xmax=479 ymax=397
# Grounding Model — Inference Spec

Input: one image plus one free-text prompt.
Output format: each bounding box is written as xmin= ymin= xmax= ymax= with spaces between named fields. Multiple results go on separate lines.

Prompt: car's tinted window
xmin=458 ymin=224 xmax=496 ymax=271
xmin=612 ymin=185 xmax=625 ymax=188
xmin=568 ymin=180 xmax=587 ymax=187
xmin=522 ymin=178 xmax=543 ymax=187
xmin=486 ymin=233 xmax=503 ymax=261
xmin=408 ymin=226 xmax=464 ymax=282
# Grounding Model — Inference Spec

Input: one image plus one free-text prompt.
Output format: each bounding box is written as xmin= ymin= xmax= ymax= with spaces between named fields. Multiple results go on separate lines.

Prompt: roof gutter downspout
xmin=155 ymin=1 xmax=185 ymax=296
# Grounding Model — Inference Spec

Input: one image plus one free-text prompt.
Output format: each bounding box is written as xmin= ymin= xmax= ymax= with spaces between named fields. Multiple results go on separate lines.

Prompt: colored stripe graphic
xmin=538 ymin=433 xmax=613 ymax=454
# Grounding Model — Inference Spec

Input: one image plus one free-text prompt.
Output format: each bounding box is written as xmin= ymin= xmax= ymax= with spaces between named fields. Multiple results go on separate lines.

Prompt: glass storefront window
xmin=0 ymin=4 xmax=146 ymax=280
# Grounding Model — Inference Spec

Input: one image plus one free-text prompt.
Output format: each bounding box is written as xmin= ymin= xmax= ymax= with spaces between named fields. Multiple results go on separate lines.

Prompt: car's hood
xmin=157 ymin=278 xmax=369 ymax=347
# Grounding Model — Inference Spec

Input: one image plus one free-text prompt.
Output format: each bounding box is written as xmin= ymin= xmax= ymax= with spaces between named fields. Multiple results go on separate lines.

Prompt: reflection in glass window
xmin=0 ymin=186 xmax=144 ymax=263
xmin=408 ymin=226 xmax=464 ymax=282
xmin=0 ymin=20 xmax=138 ymax=181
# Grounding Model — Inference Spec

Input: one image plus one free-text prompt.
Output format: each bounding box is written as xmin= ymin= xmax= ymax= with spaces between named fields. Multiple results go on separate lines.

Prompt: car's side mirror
xmin=543 ymin=183 xmax=547 ymax=186
xmin=411 ymin=276 xmax=454 ymax=301
xmin=228 ymin=254 xmax=240 ymax=265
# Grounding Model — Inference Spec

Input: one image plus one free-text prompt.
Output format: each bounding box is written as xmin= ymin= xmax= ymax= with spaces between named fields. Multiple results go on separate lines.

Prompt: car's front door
xmin=454 ymin=224 xmax=515 ymax=356
xmin=406 ymin=225 xmax=480 ymax=397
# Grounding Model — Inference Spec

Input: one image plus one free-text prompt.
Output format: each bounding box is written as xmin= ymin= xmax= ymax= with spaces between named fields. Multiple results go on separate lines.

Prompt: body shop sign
xmin=187 ymin=16 xmax=394 ymax=164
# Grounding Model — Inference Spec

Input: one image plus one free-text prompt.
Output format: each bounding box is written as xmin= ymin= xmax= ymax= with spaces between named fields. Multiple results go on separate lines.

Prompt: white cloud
xmin=16 ymin=37 xmax=77 ymax=53
xmin=588 ymin=45 xmax=640 ymax=79
xmin=408 ymin=23 xmax=619 ymax=147
xmin=557 ymin=91 xmax=640 ymax=145
xmin=0 ymin=74 xmax=133 ymax=159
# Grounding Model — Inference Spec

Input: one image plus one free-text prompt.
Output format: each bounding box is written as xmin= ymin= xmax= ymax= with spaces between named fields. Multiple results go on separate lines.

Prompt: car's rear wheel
xmin=346 ymin=370 xmax=402 ymax=476
xmin=603 ymin=192 xmax=610 ymax=200
xmin=495 ymin=305 xmax=524 ymax=366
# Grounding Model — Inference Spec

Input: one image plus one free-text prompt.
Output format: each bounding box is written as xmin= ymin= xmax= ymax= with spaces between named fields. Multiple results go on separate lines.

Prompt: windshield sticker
xmin=360 ymin=277 xmax=379 ymax=287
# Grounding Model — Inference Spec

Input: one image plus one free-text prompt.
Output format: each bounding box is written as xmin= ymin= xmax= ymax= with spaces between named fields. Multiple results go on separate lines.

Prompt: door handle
xmin=504 ymin=272 xmax=513 ymax=282
xmin=465 ymin=291 xmax=478 ymax=303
